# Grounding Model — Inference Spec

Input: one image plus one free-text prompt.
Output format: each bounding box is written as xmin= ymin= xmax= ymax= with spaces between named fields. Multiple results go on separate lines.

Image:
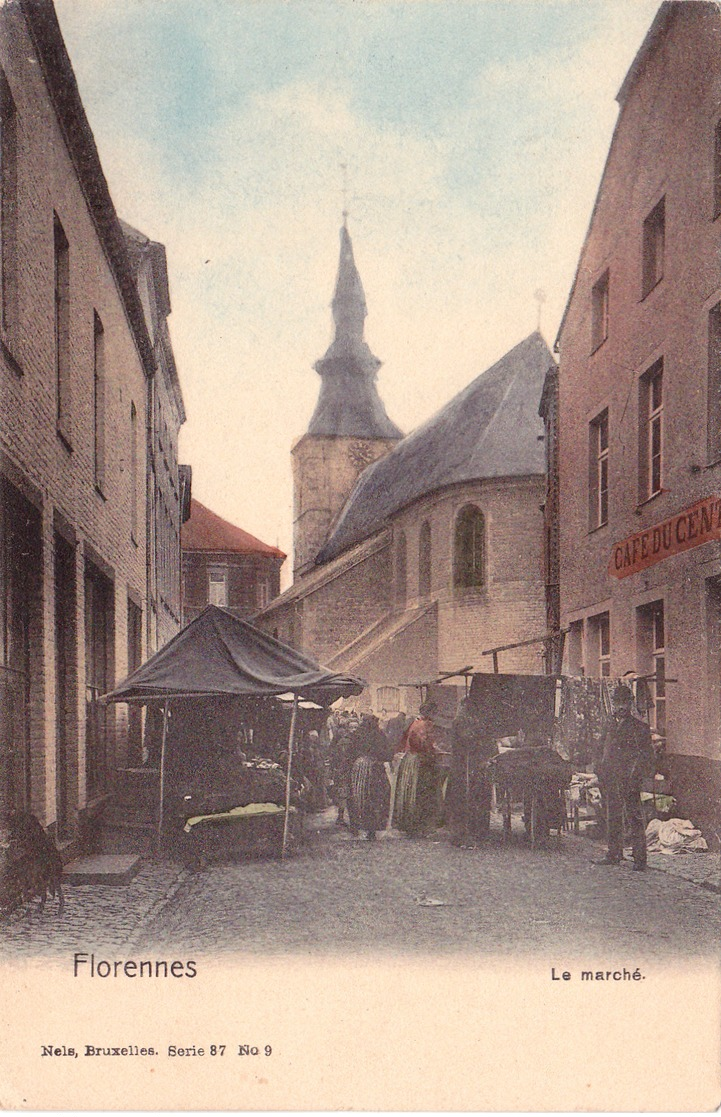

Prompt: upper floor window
xmin=589 ymin=409 xmax=609 ymax=528
xmin=591 ymin=270 xmax=609 ymax=352
xmin=208 ymin=568 xmax=228 ymax=607
xmin=54 ymin=215 xmax=71 ymax=443
xmin=0 ymin=74 xmax=17 ymax=338
xmin=454 ymin=504 xmax=485 ymax=590
xmin=639 ymin=359 xmax=663 ymax=501
xmin=395 ymin=529 xmax=407 ymax=606
xmin=642 ymin=197 xmax=665 ymax=297
xmin=418 ymin=520 xmax=431 ymax=598
xmin=708 ymin=302 xmax=721 ymax=462
xmin=93 ymin=312 xmax=106 ymax=491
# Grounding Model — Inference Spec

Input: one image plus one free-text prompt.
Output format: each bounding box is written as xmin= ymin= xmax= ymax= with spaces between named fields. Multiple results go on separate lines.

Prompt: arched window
xmin=395 ymin=529 xmax=407 ymax=606
xmin=454 ymin=505 xmax=485 ymax=589
xmin=418 ymin=521 xmax=431 ymax=598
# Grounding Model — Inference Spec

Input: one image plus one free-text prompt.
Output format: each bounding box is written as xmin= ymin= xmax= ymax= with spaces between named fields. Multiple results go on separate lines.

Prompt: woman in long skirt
xmin=349 ymin=714 xmax=393 ymax=838
xmin=392 ymin=702 xmax=442 ymax=836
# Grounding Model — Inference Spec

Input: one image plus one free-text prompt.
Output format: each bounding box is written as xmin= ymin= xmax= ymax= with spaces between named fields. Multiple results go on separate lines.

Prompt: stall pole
xmin=157 ymin=698 xmax=170 ymax=852
xmin=281 ymin=693 xmax=299 ymax=860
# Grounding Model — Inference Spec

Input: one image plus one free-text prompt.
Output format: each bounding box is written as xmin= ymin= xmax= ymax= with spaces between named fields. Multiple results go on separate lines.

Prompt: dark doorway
xmin=84 ymin=562 xmax=114 ymax=799
xmin=54 ymin=532 xmax=77 ymax=839
xmin=127 ymin=598 xmax=143 ymax=765
xmin=0 ymin=479 xmax=41 ymax=814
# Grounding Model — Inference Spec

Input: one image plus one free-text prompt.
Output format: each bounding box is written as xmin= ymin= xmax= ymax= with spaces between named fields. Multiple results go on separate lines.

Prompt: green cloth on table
xmin=184 ymin=803 xmax=295 ymax=832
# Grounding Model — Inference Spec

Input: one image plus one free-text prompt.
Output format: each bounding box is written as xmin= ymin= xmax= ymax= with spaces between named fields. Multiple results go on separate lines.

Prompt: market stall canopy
xmin=103 ymin=605 xmax=365 ymax=707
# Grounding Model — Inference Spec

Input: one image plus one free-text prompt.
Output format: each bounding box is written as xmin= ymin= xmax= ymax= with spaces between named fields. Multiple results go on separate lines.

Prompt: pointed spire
xmin=332 ymin=224 xmax=367 ymax=343
xmin=307 ymin=223 xmax=402 ymax=440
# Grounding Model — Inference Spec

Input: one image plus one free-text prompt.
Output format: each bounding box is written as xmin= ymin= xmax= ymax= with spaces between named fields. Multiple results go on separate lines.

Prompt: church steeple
xmin=307 ymin=224 xmax=402 ymax=439
xmin=292 ymin=221 xmax=402 ymax=579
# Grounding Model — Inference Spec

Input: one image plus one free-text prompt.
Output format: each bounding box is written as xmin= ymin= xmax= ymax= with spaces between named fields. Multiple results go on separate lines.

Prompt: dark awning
xmin=103 ymin=605 xmax=365 ymax=707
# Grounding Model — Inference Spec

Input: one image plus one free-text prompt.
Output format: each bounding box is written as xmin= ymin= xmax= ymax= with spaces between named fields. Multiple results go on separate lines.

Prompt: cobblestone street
xmin=0 ymin=861 xmax=186 ymax=958
xmin=1 ymin=815 xmax=718 ymax=960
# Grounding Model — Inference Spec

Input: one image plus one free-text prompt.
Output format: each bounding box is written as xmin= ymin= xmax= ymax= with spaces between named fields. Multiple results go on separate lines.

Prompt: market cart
xmin=485 ymin=746 xmax=573 ymax=848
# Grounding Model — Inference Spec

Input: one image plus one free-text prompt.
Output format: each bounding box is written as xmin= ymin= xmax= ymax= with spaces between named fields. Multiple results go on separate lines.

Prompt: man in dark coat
xmin=594 ymin=684 xmax=656 ymax=871
xmin=449 ymin=698 xmax=495 ymax=846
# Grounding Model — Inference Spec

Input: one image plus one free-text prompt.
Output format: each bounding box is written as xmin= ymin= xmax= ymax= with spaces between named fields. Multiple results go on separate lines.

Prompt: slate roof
xmin=182 ymin=500 xmax=285 ymax=559
xmin=316 ymin=332 xmax=554 ymax=564
xmin=307 ymin=225 xmax=402 ymax=440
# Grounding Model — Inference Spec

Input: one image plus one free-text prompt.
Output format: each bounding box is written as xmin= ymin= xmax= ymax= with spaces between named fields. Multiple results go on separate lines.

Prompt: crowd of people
xmin=290 ymin=699 xmax=497 ymax=845
xmin=290 ymin=683 xmax=658 ymax=870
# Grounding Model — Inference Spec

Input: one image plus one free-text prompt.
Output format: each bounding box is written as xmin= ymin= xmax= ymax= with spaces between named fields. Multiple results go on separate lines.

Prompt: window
xmin=54 ymin=215 xmax=71 ymax=441
xmin=0 ymin=75 xmax=17 ymax=336
xmin=639 ymin=360 xmax=663 ymax=500
xmin=708 ymin=303 xmax=721 ymax=462
xmin=257 ymin=577 xmax=271 ymax=610
xmin=588 ymin=612 xmax=611 ymax=678
xmin=395 ymin=529 xmax=407 ymax=606
xmin=418 ymin=520 xmax=431 ymax=598
xmin=589 ymin=409 xmax=609 ymax=528
xmin=637 ymin=600 xmax=666 ymax=737
xmin=130 ymin=402 xmax=139 ymax=542
xmin=208 ymin=568 xmax=228 ymax=607
xmin=93 ymin=313 xmax=105 ymax=490
xmin=591 ymin=270 xmax=609 ymax=351
xmin=454 ymin=505 xmax=485 ymax=590
xmin=642 ymin=197 xmax=665 ymax=297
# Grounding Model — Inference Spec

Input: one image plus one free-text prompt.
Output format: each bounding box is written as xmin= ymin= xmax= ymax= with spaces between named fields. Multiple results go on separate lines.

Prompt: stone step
xmin=97 ymin=817 xmax=159 ymax=856
xmin=63 ymin=854 xmax=142 ymax=885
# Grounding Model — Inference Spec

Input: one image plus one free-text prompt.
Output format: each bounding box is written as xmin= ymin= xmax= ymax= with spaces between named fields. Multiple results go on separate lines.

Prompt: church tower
xmin=292 ymin=222 xmax=402 ymax=578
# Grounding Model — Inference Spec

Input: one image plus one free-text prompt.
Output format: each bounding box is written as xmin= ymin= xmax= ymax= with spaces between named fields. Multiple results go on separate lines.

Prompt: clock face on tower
xmin=348 ymin=441 xmax=375 ymax=469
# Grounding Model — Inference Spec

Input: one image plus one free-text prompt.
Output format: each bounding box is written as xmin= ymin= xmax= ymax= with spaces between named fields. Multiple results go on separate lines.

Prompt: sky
xmin=54 ymin=0 xmax=661 ymax=585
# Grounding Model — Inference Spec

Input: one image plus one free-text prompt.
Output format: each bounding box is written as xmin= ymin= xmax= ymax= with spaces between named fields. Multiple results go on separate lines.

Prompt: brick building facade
xmin=258 ymin=222 xmax=553 ymax=715
xmin=0 ymin=0 xmax=186 ymax=847
xmin=554 ymin=1 xmax=721 ymax=839
xmin=122 ymin=221 xmax=189 ymax=655
xmin=182 ymin=500 xmax=285 ymax=626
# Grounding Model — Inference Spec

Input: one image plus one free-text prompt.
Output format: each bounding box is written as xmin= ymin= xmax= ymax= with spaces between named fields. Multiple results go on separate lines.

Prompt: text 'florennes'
xmin=73 ymin=952 xmax=197 ymax=978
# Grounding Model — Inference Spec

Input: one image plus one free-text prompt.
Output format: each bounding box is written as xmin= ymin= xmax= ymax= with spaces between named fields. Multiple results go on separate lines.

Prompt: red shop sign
xmin=609 ymin=494 xmax=721 ymax=579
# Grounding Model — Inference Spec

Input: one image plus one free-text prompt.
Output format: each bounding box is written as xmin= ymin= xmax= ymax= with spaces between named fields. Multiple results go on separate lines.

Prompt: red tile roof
xmin=182 ymin=500 xmax=285 ymax=559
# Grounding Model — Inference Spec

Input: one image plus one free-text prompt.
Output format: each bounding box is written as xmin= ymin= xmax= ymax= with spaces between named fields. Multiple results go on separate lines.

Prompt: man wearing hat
xmin=594 ymin=684 xmax=656 ymax=871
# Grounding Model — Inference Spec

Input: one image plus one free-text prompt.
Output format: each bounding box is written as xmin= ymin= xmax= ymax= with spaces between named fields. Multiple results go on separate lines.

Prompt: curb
xmin=124 ymin=864 xmax=189 ymax=950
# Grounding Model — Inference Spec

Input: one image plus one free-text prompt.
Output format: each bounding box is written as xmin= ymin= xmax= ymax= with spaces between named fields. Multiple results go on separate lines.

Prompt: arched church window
xmin=419 ymin=521 xmax=431 ymax=598
xmin=454 ymin=505 xmax=485 ymax=590
xmin=395 ymin=529 xmax=407 ymax=606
